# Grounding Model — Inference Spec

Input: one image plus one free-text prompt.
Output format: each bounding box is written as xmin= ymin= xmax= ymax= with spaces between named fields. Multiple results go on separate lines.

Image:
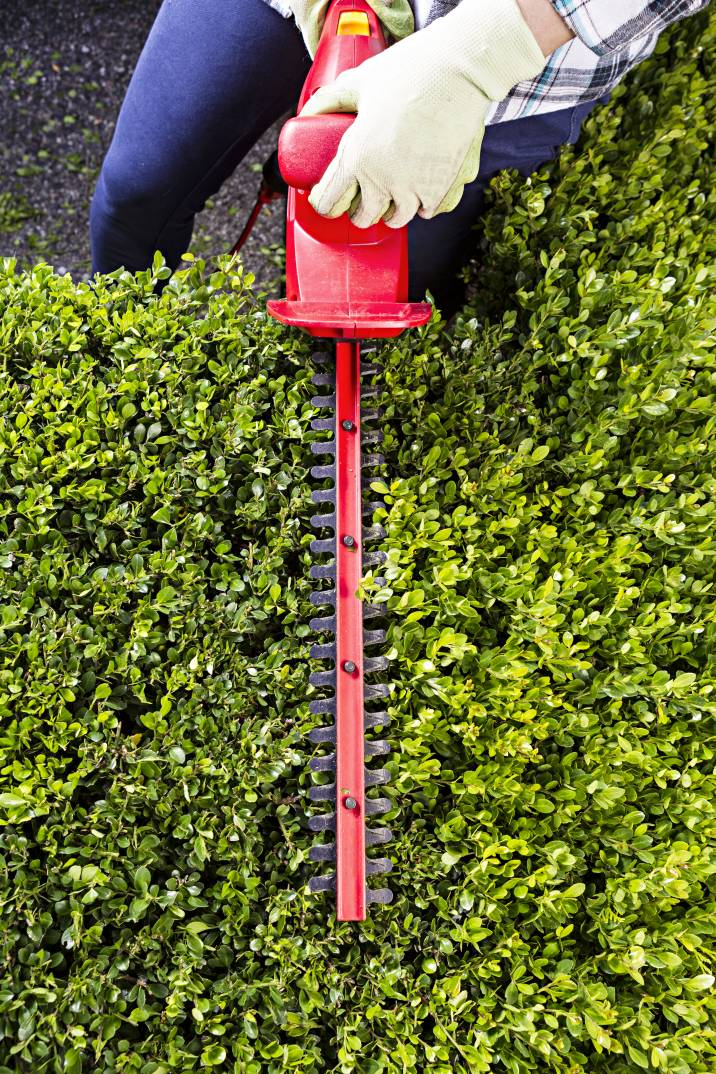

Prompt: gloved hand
xmin=289 ymin=0 xmax=414 ymax=58
xmin=300 ymin=0 xmax=546 ymax=228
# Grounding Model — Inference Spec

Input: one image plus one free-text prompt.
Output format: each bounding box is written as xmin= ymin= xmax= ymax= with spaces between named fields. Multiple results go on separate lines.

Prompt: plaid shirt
xmin=266 ymin=0 xmax=710 ymax=122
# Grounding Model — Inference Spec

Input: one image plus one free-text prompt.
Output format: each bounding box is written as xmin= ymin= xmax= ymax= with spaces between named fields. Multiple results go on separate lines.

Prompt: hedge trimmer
xmin=260 ymin=0 xmax=432 ymax=920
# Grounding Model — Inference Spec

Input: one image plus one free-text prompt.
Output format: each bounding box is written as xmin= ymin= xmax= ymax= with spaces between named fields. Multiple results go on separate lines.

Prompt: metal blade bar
xmin=334 ymin=339 xmax=367 ymax=923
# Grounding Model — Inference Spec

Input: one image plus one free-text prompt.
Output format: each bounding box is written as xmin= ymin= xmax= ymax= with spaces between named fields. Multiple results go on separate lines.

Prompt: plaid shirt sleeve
xmin=551 ymin=0 xmax=709 ymax=56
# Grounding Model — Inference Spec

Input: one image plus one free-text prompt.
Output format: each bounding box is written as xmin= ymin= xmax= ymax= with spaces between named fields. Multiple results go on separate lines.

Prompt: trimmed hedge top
xmin=1 ymin=10 xmax=715 ymax=1074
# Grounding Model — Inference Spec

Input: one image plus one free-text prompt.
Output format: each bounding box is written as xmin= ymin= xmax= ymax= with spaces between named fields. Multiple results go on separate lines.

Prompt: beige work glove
xmin=289 ymin=0 xmax=414 ymax=58
xmin=300 ymin=0 xmax=546 ymax=227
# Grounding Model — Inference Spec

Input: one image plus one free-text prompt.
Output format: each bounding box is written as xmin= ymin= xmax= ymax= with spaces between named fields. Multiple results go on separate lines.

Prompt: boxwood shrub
xmin=1 ymin=10 xmax=715 ymax=1073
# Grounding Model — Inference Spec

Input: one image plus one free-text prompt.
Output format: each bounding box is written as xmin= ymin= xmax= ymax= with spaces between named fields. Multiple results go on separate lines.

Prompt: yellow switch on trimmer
xmin=336 ymin=10 xmax=371 ymax=34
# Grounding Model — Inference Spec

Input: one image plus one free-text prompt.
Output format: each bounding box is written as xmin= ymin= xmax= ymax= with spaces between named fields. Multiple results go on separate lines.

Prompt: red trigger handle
xmin=277 ymin=0 xmax=386 ymax=191
xmin=278 ymin=114 xmax=354 ymax=190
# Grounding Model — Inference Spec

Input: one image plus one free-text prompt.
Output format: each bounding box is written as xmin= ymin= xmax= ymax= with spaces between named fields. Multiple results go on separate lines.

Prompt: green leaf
xmin=201 ymin=1045 xmax=227 ymax=1066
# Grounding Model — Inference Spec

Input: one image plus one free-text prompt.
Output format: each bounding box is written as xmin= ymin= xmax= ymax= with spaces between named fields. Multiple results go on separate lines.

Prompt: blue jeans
xmin=90 ymin=0 xmax=604 ymax=301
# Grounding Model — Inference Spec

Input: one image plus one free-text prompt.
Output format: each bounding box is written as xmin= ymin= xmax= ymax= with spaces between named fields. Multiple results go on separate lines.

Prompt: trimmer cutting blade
xmin=267 ymin=0 xmax=431 ymax=920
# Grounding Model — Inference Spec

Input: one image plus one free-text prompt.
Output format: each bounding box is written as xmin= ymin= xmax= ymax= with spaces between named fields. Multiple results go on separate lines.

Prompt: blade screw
xmin=342 ymin=534 xmax=355 ymax=548
xmin=344 ymin=796 xmax=358 ymax=810
xmin=342 ymin=660 xmax=357 ymax=674
xmin=341 ymin=419 xmax=355 ymax=431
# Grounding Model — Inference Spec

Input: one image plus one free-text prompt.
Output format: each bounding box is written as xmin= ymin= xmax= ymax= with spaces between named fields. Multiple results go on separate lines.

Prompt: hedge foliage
xmin=1 ymin=10 xmax=715 ymax=1073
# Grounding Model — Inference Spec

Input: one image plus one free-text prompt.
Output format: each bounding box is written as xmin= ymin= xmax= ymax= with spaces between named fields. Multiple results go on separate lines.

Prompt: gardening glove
xmin=300 ymin=0 xmax=546 ymax=228
xmin=289 ymin=0 xmax=414 ymax=57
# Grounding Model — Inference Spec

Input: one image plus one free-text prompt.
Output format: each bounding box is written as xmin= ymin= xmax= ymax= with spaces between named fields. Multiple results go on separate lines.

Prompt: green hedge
xmin=1 ymin=10 xmax=715 ymax=1073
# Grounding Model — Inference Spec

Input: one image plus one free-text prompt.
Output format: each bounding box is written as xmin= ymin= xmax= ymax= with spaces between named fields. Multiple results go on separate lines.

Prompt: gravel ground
xmin=0 ymin=0 xmax=285 ymax=288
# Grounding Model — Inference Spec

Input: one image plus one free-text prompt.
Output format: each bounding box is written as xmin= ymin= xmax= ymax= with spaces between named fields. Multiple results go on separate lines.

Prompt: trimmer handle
xmin=279 ymin=114 xmax=353 ymax=189
xmin=278 ymin=0 xmax=386 ymax=191
xmin=267 ymin=0 xmax=431 ymax=338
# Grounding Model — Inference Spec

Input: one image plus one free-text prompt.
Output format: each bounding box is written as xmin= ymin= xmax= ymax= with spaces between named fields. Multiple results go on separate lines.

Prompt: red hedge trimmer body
xmin=267 ymin=0 xmax=431 ymax=920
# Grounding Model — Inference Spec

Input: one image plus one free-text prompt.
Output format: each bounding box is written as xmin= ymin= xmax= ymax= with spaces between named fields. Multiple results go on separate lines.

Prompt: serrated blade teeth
xmin=366 ymin=857 xmax=392 ymax=876
xmin=366 ymin=826 xmax=392 ymax=846
xmin=309 ymin=842 xmax=336 ymax=862
xmin=308 ymin=874 xmax=336 ymax=893
xmin=310 ymin=563 xmax=336 ymax=581
xmin=365 ymin=767 xmax=391 ymax=787
xmin=311 ymin=416 xmax=334 ymax=432
xmin=309 ymin=782 xmax=336 ymax=801
xmin=311 ymin=439 xmax=336 ymax=456
xmin=362 ymin=429 xmax=383 ymax=446
xmin=309 ymin=721 xmax=337 ymax=747
xmin=310 ymin=589 xmax=335 ymax=608
xmin=312 ymin=487 xmax=335 ymax=505
xmin=361 ymin=407 xmax=383 ymax=422
xmin=306 ymin=347 xmax=395 ymax=914
xmin=365 ymin=682 xmax=390 ymax=701
xmin=367 ymin=887 xmax=393 ymax=905
xmin=311 ymin=463 xmax=336 ymax=481
xmin=310 ymin=539 xmax=334 ymax=557
xmin=308 ymin=812 xmax=336 ymax=832
xmin=309 ymin=691 xmax=337 ymax=717
xmin=362 ymin=500 xmax=384 ymax=515
xmin=310 ymin=512 xmax=336 ymax=531
xmin=309 ymin=695 xmax=335 ymax=716
xmin=309 ymin=752 xmax=336 ymax=773
xmin=309 ymin=669 xmax=336 ymax=689
xmin=310 ymin=641 xmax=335 ymax=661
xmin=311 ymin=394 xmax=336 ymax=410
xmin=362 ymin=476 xmax=382 ymax=490
xmin=364 ymin=655 xmax=390 ymax=674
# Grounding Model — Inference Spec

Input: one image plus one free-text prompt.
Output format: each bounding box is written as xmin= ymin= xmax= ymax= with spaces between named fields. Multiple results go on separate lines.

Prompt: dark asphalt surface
xmin=0 ymin=0 xmax=285 ymax=287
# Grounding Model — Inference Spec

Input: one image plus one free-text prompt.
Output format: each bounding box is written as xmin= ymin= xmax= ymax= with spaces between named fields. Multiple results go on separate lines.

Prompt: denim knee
xmin=90 ymin=143 xmax=180 ymax=274
xmin=95 ymin=137 xmax=175 ymax=221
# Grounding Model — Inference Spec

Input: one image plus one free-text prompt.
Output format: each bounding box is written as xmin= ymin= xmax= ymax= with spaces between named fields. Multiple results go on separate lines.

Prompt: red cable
xmin=230 ymin=185 xmax=280 ymax=256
